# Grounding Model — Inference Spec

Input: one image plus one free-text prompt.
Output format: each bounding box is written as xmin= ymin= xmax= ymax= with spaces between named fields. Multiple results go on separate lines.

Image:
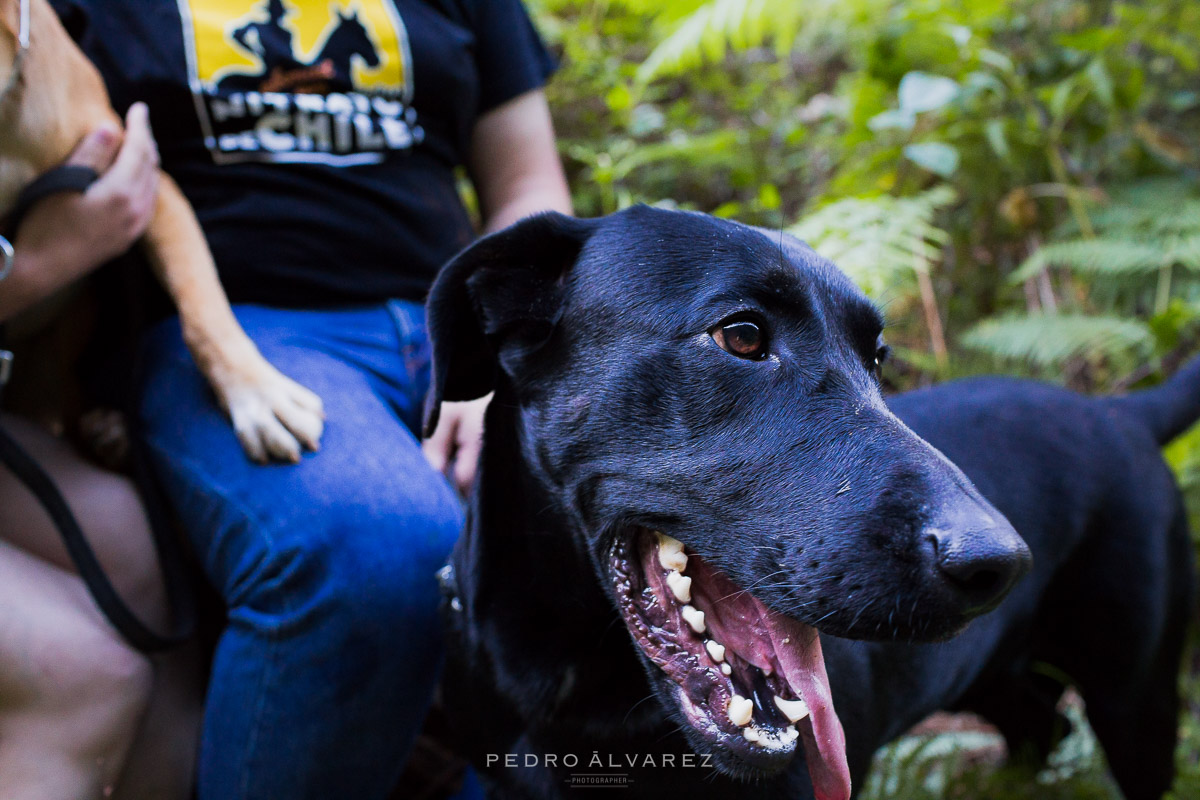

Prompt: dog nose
xmin=923 ymin=505 xmax=1031 ymax=614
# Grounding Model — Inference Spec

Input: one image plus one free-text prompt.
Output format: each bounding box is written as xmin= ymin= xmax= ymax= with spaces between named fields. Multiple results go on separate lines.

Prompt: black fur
xmin=426 ymin=207 xmax=1195 ymax=799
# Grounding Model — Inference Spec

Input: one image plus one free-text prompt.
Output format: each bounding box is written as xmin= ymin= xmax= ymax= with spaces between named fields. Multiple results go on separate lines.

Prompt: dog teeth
xmin=773 ymin=695 xmax=810 ymax=723
xmin=743 ymin=724 xmax=797 ymax=750
xmin=666 ymin=570 xmax=692 ymax=603
xmin=705 ymin=640 xmax=725 ymax=662
xmin=681 ymin=605 xmax=706 ymax=634
xmin=656 ymin=533 xmax=688 ymax=572
xmin=721 ymin=663 xmax=732 ymax=675
xmin=728 ymin=695 xmax=754 ymax=727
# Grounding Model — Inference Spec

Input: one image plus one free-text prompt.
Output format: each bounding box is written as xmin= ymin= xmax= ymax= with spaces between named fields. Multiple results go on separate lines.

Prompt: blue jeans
xmin=138 ymin=301 xmax=463 ymax=800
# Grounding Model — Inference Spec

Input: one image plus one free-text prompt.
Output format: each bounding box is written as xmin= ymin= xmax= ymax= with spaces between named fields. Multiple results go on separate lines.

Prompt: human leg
xmin=0 ymin=538 xmax=151 ymax=800
xmin=0 ymin=413 xmax=198 ymax=799
xmin=138 ymin=303 xmax=463 ymax=800
xmin=111 ymin=637 xmax=206 ymax=800
xmin=0 ymin=414 xmax=168 ymax=627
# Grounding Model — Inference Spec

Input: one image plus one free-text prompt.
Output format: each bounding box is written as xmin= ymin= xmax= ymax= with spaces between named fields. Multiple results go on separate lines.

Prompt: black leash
xmin=7 ymin=165 xmax=100 ymax=235
xmin=0 ymin=422 xmax=196 ymax=651
xmin=0 ymin=164 xmax=195 ymax=652
xmin=0 ymin=165 xmax=99 ymax=279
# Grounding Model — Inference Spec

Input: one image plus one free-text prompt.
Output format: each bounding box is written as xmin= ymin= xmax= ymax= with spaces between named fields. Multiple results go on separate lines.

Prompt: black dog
xmin=425 ymin=207 xmax=1195 ymax=800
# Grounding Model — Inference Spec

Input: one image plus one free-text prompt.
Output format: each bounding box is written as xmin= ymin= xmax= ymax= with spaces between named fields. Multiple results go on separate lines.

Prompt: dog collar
xmin=0 ymin=0 xmax=29 ymax=111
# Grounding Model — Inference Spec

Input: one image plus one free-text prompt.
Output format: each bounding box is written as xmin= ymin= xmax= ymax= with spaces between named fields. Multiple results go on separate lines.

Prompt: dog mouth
xmin=609 ymin=528 xmax=851 ymax=800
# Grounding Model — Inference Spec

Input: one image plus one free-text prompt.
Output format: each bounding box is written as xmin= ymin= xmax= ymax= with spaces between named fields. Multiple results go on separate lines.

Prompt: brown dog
xmin=0 ymin=0 xmax=324 ymax=463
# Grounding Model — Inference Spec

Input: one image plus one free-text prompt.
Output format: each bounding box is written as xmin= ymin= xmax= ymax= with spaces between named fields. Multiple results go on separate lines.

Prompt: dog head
xmin=426 ymin=207 xmax=1030 ymax=798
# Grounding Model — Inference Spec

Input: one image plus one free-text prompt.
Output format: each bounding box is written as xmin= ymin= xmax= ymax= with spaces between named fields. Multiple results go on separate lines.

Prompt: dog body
xmin=425 ymin=208 xmax=1195 ymax=800
xmin=0 ymin=0 xmax=323 ymax=462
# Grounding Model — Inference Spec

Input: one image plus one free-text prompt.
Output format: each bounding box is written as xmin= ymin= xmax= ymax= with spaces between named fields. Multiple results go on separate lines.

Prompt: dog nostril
xmin=943 ymin=558 xmax=1003 ymax=598
xmin=924 ymin=527 xmax=1030 ymax=611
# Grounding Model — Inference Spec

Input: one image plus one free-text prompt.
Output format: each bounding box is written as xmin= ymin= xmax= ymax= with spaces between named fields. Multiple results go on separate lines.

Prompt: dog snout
xmin=922 ymin=504 xmax=1032 ymax=615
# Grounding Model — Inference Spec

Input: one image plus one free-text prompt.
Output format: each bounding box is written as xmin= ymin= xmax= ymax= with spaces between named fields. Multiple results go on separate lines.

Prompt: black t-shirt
xmin=51 ymin=0 xmax=555 ymax=307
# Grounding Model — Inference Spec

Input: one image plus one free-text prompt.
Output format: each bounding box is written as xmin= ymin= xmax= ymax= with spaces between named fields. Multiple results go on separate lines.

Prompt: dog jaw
xmin=608 ymin=528 xmax=852 ymax=800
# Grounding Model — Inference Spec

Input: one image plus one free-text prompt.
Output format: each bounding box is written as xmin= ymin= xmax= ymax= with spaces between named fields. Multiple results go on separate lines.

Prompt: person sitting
xmin=38 ymin=0 xmax=573 ymax=797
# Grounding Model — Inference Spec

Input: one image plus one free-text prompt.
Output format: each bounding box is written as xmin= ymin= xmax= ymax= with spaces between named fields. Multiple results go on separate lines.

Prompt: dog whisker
xmin=622 ymin=692 xmax=658 ymax=726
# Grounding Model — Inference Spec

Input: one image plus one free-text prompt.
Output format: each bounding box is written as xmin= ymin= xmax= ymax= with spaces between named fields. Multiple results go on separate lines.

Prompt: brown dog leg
xmin=141 ymin=177 xmax=325 ymax=463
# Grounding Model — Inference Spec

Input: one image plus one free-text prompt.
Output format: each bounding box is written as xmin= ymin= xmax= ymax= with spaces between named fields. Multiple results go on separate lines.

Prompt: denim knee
xmin=222 ymin=490 xmax=463 ymax=646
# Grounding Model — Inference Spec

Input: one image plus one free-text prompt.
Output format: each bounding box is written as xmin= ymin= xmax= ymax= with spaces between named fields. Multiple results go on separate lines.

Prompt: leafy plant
xmin=964 ymin=178 xmax=1200 ymax=376
xmin=790 ymin=186 xmax=956 ymax=360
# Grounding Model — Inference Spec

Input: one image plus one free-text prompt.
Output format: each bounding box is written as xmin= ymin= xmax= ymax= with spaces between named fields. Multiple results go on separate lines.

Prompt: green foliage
xmin=862 ymin=731 xmax=1001 ymax=798
xmin=634 ymin=0 xmax=857 ymax=83
xmin=962 ymin=313 xmax=1154 ymax=368
xmin=530 ymin=0 xmax=806 ymax=222
xmin=966 ymin=178 xmax=1200 ymax=373
xmin=1009 ymin=239 xmax=1196 ymax=282
xmin=789 ymin=186 xmax=955 ymax=298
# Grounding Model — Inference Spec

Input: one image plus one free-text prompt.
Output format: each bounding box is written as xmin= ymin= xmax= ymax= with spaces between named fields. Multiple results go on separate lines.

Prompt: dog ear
xmin=423 ymin=212 xmax=598 ymax=437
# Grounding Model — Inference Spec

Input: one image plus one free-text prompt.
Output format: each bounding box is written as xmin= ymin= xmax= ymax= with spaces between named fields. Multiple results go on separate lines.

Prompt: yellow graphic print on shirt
xmin=176 ymin=0 xmax=421 ymax=165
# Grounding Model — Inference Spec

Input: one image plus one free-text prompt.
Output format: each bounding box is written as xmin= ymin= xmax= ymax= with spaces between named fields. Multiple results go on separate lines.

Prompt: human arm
xmin=0 ymin=104 xmax=159 ymax=322
xmin=421 ymin=88 xmax=573 ymax=494
xmin=470 ymin=89 xmax=573 ymax=234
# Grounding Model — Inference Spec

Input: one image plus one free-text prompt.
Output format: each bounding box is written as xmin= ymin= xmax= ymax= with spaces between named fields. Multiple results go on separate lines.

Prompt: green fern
xmin=1083 ymin=179 xmax=1200 ymax=237
xmin=1008 ymin=238 xmax=1200 ymax=282
xmin=788 ymin=186 xmax=955 ymax=298
xmin=968 ymin=178 xmax=1200 ymax=372
xmin=1010 ymin=179 xmax=1200 ymax=283
xmin=962 ymin=313 xmax=1154 ymax=367
xmin=635 ymin=0 xmax=882 ymax=83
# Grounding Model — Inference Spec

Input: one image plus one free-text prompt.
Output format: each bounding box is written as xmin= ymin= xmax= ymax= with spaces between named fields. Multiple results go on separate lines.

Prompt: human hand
xmin=7 ymin=104 xmax=160 ymax=314
xmin=422 ymin=393 xmax=491 ymax=496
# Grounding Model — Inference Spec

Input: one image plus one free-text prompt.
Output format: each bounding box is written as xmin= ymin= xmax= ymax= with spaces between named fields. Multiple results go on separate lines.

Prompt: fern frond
xmin=1085 ymin=199 xmax=1200 ymax=237
xmin=604 ymin=0 xmax=709 ymax=16
xmin=1009 ymin=239 xmax=1171 ymax=283
xmin=1173 ymin=235 xmax=1200 ymax=270
xmin=1010 ymin=236 xmax=1200 ymax=283
xmin=1055 ymin=178 xmax=1200 ymax=239
xmin=636 ymin=0 xmax=851 ymax=82
xmin=962 ymin=313 xmax=1153 ymax=368
xmin=610 ymin=130 xmax=746 ymax=180
xmin=788 ymin=187 xmax=955 ymax=297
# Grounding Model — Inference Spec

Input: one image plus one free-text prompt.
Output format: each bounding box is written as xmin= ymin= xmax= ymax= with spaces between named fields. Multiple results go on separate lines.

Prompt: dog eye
xmin=873 ymin=342 xmax=890 ymax=377
xmin=712 ymin=319 xmax=767 ymax=360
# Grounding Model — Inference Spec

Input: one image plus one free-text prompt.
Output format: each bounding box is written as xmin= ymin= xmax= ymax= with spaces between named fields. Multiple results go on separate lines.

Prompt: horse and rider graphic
xmin=217 ymin=0 xmax=381 ymax=94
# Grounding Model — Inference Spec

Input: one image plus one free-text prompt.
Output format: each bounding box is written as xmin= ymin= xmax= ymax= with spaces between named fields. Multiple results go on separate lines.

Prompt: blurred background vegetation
xmin=523 ymin=0 xmax=1200 ymax=796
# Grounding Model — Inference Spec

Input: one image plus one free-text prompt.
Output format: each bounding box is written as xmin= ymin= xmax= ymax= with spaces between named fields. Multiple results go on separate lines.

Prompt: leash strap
xmin=4 ymin=165 xmax=100 ymax=238
xmin=0 ymin=164 xmax=99 ymax=397
xmin=0 ymin=160 xmax=195 ymax=652
xmin=1 ymin=164 xmax=102 ymax=391
xmin=1 ymin=166 xmax=97 ymax=280
xmin=0 ymin=421 xmax=196 ymax=651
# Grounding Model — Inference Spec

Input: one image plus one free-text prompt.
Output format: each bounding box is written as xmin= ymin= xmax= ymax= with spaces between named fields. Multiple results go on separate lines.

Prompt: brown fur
xmin=0 ymin=0 xmax=324 ymax=464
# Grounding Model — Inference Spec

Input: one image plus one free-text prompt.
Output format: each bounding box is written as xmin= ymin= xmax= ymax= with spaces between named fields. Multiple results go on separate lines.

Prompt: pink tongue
xmin=765 ymin=612 xmax=851 ymax=800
